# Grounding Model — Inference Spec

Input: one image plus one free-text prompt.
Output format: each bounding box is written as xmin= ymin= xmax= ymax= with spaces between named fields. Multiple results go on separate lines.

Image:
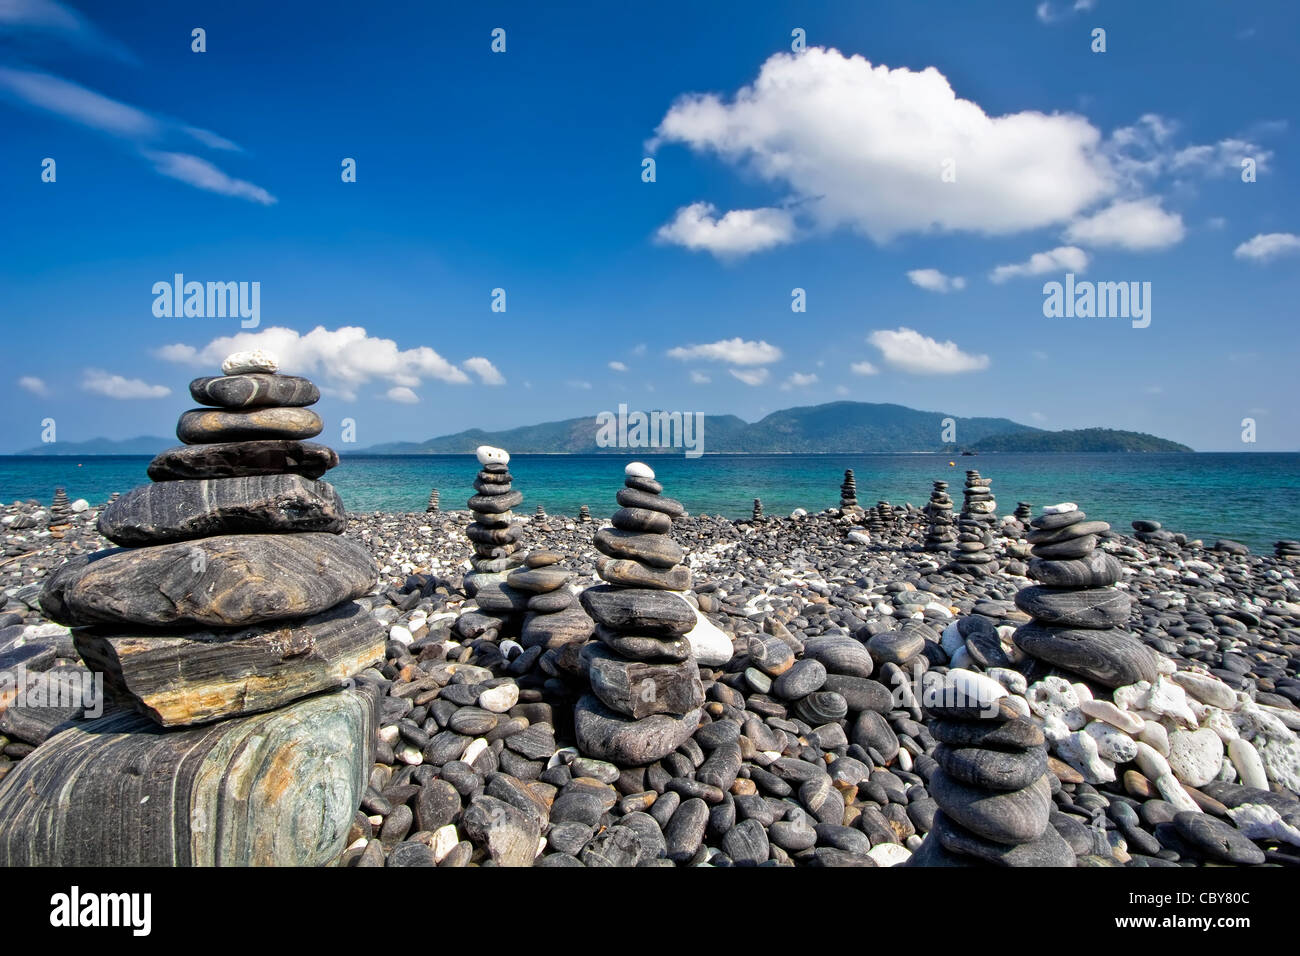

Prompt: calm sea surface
xmin=1 ymin=453 xmax=1296 ymax=551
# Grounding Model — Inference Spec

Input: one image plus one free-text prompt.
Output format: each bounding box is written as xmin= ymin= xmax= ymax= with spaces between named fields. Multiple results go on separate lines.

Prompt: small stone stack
xmin=576 ymin=462 xmax=703 ymax=766
xmin=839 ymin=470 xmax=859 ymax=512
xmin=1276 ymin=540 xmax=1300 ymax=562
xmin=925 ymin=481 xmax=957 ymax=552
xmin=425 ymin=488 xmax=440 ymax=513
xmin=1014 ymin=502 xmax=1033 ymax=522
xmin=533 ymin=504 xmax=547 ymax=522
xmin=13 ymin=349 xmax=383 ymax=865
xmin=48 ymin=488 xmax=71 ymax=527
xmin=510 ymin=550 xmax=593 ymax=651
xmin=912 ymin=672 xmax=1073 ymax=866
xmin=462 ymin=446 xmax=531 ymax=620
xmin=950 ymin=471 xmax=998 ymax=576
xmin=578 ymin=505 xmax=592 ymax=524
xmin=866 ymin=504 xmax=885 ymax=535
xmin=752 ymin=498 xmax=763 ymax=522
xmin=1012 ymin=503 xmax=1158 ymax=689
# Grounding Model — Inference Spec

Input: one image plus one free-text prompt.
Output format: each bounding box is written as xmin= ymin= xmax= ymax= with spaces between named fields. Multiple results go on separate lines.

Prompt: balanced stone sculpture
xmin=576 ymin=462 xmax=703 ymax=766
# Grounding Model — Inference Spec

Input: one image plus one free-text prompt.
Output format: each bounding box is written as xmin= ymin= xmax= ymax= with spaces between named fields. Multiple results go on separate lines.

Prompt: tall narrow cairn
xmin=839 ymin=469 xmax=860 ymax=512
xmin=925 ymin=480 xmax=957 ymax=552
xmin=425 ymin=488 xmax=440 ymax=513
xmin=462 ymin=445 xmax=530 ymax=619
xmin=576 ymin=462 xmax=703 ymax=765
xmin=950 ymin=470 xmax=997 ymax=575
xmin=48 ymin=487 xmax=71 ymax=526
xmin=752 ymin=498 xmax=764 ymax=522
xmin=0 ymin=349 xmax=382 ymax=866
xmin=578 ymin=504 xmax=592 ymax=523
xmin=1014 ymin=502 xmax=1033 ymax=522
xmin=1012 ymin=503 xmax=1158 ymax=689
xmin=911 ymin=671 xmax=1072 ymax=866
xmin=533 ymin=503 xmax=548 ymax=522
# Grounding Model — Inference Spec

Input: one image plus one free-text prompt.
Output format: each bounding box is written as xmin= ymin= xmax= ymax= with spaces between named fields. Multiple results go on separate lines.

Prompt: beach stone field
xmin=1 ymin=363 xmax=1299 ymax=867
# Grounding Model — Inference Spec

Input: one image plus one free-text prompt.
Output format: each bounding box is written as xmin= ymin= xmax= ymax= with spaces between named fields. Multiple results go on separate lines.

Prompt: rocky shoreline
xmin=2 ymin=479 xmax=1299 ymax=867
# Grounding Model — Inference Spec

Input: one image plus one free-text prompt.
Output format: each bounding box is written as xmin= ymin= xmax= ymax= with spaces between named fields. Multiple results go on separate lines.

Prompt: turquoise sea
xmin=1 ymin=453 xmax=1296 ymax=551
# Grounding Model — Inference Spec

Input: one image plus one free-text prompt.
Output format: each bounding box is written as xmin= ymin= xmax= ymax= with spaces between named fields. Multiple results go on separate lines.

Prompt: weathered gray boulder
xmin=98 ymin=474 xmax=347 ymax=545
xmin=189 ymin=373 xmax=319 ymax=409
xmin=40 ymin=533 xmax=377 ymax=628
xmin=0 ymin=684 xmax=378 ymax=865
xmin=73 ymin=601 xmax=385 ymax=726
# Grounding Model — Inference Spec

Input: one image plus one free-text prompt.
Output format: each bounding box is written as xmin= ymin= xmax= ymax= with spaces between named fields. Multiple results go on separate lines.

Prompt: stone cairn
xmin=460 ymin=446 xmax=532 ymax=630
xmin=1276 ymin=540 xmax=1300 ymax=562
xmin=911 ymin=671 xmax=1072 ymax=866
xmin=533 ymin=503 xmax=548 ymax=522
xmin=1012 ymin=502 xmax=1157 ymax=691
xmin=866 ymin=504 xmax=885 ymax=535
xmin=575 ymin=461 xmax=703 ymax=766
xmin=752 ymin=498 xmax=763 ymax=522
xmin=1014 ymin=502 xmax=1033 ymax=522
xmin=7 ymin=349 xmax=383 ymax=865
xmin=577 ymin=504 xmax=592 ymax=523
xmin=925 ymin=480 xmax=957 ymax=552
xmin=425 ymin=488 xmax=440 ymax=513
xmin=949 ymin=470 xmax=997 ymax=576
xmin=510 ymin=549 xmax=593 ymax=652
xmin=48 ymin=488 xmax=71 ymax=526
xmin=839 ymin=469 xmax=859 ymax=512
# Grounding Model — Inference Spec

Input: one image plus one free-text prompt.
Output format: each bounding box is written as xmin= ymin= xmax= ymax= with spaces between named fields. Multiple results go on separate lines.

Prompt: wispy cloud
xmin=0 ymin=66 xmax=273 ymax=203
xmin=17 ymin=375 xmax=50 ymax=396
xmin=463 ymin=356 xmax=505 ymax=385
xmin=1234 ymin=232 xmax=1300 ymax=263
xmin=667 ymin=337 xmax=783 ymax=365
xmin=689 ymin=370 xmax=711 ymax=384
xmin=0 ymin=0 xmax=137 ymax=63
xmin=81 ymin=369 xmax=170 ymax=399
xmin=906 ymin=268 xmax=966 ymax=293
xmin=850 ymin=361 xmax=879 ymax=376
xmin=608 ymin=360 xmax=628 ymax=372
xmin=780 ymin=372 xmax=818 ymax=390
xmin=729 ymin=368 xmax=769 ymax=386
xmin=989 ymin=246 xmax=1089 ymax=283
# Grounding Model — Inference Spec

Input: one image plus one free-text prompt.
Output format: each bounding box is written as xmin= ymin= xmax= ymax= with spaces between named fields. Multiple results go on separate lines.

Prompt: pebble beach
xmin=3 ymin=453 xmax=1299 ymax=867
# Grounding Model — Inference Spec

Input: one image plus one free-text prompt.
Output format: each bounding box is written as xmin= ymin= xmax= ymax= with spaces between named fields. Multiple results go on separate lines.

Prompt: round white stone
xmin=1042 ymin=502 xmax=1078 ymax=515
xmin=221 ymin=348 xmax=279 ymax=375
xmin=476 ymin=445 xmax=509 ymax=465
xmin=624 ymin=461 xmax=655 ymax=480
xmin=1167 ymin=727 xmax=1224 ymax=788
xmin=478 ymin=683 xmax=519 ymax=714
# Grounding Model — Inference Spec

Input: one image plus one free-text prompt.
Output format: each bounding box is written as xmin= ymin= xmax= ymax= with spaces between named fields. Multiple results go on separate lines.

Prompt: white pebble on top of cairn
xmin=462 ymin=446 xmax=528 ymax=624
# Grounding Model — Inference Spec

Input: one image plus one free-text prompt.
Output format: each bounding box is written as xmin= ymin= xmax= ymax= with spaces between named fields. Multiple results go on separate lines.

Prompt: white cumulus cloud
xmin=81 ymin=369 xmax=170 ymax=399
xmin=655 ymin=202 xmax=796 ymax=258
xmin=154 ymin=325 xmax=475 ymax=401
xmin=17 ymin=375 xmax=50 ymax=396
xmin=1234 ymin=232 xmax=1300 ymax=262
xmin=989 ymin=246 xmax=1089 ymax=283
xmin=652 ymin=48 xmax=1115 ymax=248
xmin=463 ymin=356 xmax=505 ymax=385
xmin=689 ymin=370 xmax=712 ymax=384
xmin=780 ymin=372 xmax=818 ymax=390
xmin=385 ymin=386 xmax=419 ymax=404
xmin=608 ymin=360 xmax=628 ymax=372
xmin=1063 ymin=197 xmax=1185 ymax=250
xmin=867 ymin=328 xmax=990 ymax=375
xmin=730 ymin=368 xmax=769 ymax=386
xmin=667 ymin=337 xmax=782 ymax=365
xmin=906 ymin=268 xmax=966 ymax=293
xmin=850 ymin=361 xmax=879 ymax=376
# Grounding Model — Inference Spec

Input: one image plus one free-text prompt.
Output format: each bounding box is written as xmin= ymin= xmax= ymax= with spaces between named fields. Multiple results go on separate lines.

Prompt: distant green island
xmin=11 ymin=402 xmax=1194 ymax=456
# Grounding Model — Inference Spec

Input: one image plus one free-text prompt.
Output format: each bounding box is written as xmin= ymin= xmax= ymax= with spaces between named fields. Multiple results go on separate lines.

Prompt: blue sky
xmin=1 ymin=0 xmax=1297 ymax=452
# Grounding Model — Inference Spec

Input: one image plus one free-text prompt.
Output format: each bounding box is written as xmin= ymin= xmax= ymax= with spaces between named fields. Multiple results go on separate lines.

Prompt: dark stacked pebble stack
xmin=42 ymin=350 xmax=384 ymax=726
xmin=578 ymin=505 xmax=592 ymax=524
xmin=911 ymin=674 xmax=1072 ymax=866
xmin=1012 ymin=503 xmax=1158 ymax=689
xmin=949 ymin=472 xmax=998 ymax=576
xmin=752 ymin=498 xmax=763 ymax=522
xmin=839 ymin=470 xmax=860 ymax=513
xmin=512 ymin=550 xmax=594 ymax=651
xmin=48 ymin=489 xmax=71 ymax=527
xmin=1276 ymin=540 xmax=1300 ymax=562
xmin=461 ymin=446 xmax=534 ymax=629
xmin=576 ymin=462 xmax=703 ymax=766
xmin=425 ymin=488 xmax=440 ymax=513
xmin=925 ymin=481 xmax=957 ymax=552
xmin=1015 ymin=502 xmax=1033 ymax=522
xmin=533 ymin=504 xmax=548 ymax=523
